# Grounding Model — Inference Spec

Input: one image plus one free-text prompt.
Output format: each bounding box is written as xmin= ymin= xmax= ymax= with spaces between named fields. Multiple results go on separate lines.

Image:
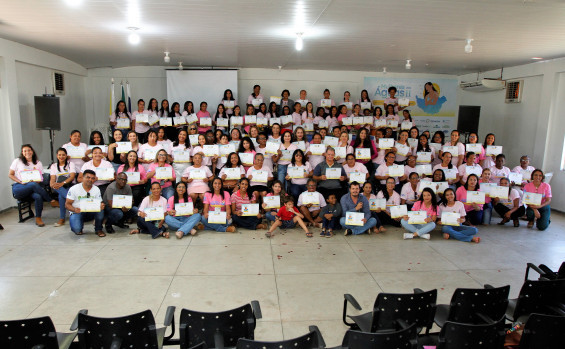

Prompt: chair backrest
xmin=236 ymin=331 xmax=320 ymax=349
xmin=77 ymin=309 xmax=160 ymax=348
xmin=446 ymin=285 xmax=510 ymax=324
xmin=519 ymin=313 xmax=565 ymax=349
xmin=341 ymin=325 xmax=417 ymax=349
xmin=512 ymin=279 xmax=565 ymax=320
xmin=179 ymin=304 xmax=257 ymax=349
xmin=371 ymin=289 xmax=437 ymax=332
xmin=0 ymin=316 xmax=59 ymax=349
xmin=437 ymin=317 xmax=506 ymax=349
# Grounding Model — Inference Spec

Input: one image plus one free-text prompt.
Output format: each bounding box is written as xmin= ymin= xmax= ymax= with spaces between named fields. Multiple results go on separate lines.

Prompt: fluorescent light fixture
xmin=405 ymin=59 xmax=412 ymax=70
xmin=531 ymin=57 xmax=543 ymax=60
xmin=295 ymin=33 xmax=303 ymax=51
xmin=465 ymin=39 xmax=473 ymax=53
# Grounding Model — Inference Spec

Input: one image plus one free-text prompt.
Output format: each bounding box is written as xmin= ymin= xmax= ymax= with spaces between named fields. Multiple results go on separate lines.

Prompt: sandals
xmin=443 ymin=233 xmax=450 ymax=240
xmin=96 ymin=231 xmax=106 ymax=237
xmin=471 ymin=237 xmax=481 ymax=243
xmin=527 ymin=220 xmax=534 ymax=228
xmin=320 ymin=229 xmax=326 ymax=237
xmin=161 ymin=231 xmax=170 ymax=239
xmin=326 ymin=230 xmax=333 ymax=238
xmin=306 ymin=232 xmax=313 ymax=238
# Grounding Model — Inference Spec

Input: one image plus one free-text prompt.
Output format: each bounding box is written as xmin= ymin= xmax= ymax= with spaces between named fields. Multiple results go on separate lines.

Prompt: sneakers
xmin=420 ymin=233 xmax=431 ymax=240
xmin=403 ymin=233 xmax=413 ymax=240
xmin=344 ymin=229 xmax=353 ymax=236
xmin=320 ymin=229 xmax=326 ymax=237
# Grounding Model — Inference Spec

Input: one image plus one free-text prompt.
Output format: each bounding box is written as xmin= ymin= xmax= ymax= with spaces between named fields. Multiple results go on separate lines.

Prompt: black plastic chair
xmin=525 ymin=262 xmax=565 ymax=281
xmin=236 ymin=326 xmax=325 ymax=349
xmin=342 ymin=288 xmax=437 ymax=334
xmin=519 ymin=313 xmax=565 ymax=349
xmin=177 ymin=300 xmax=262 ymax=349
xmin=436 ymin=316 xmax=506 ymax=349
xmin=0 ymin=310 xmax=86 ymax=349
xmin=434 ymin=284 xmax=510 ymax=328
xmin=506 ymin=279 xmax=565 ymax=322
xmin=77 ymin=307 xmax=175 ymax=349
xmin=339 ymin=324 xmax=417 ymax=349
xmin=13 ymin=192 xmax=34 ymax=223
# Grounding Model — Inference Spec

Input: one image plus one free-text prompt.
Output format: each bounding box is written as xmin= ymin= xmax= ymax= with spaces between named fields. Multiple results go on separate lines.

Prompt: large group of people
xmin=9 ymin=85 xmax=553 ymax=241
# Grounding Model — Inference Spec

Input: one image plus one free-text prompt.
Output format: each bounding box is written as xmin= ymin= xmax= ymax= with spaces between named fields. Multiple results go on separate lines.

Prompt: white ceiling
xmin=1 ymin=0 xmax=565 ymax=75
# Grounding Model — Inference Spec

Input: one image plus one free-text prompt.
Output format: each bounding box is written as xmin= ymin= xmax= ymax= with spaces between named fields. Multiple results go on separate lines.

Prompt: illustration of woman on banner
xmin=416 ymin=81 xmax=447 ymax=114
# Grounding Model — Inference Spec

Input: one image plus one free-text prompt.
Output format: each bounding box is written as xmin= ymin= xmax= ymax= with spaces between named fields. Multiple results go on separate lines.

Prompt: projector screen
xmin=166 ymin=70 xmax=238 ymax=111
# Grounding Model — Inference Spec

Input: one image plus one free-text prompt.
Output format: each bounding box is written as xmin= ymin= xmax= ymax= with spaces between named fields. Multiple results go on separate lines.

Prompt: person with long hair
xmin=137 ymin=130 xmax=164 ymax=171
xmin=524 ymin=169 xmax=552 ymax=230
xmin=85 ymin=130 xmax=107 ymax=159
xmin=230 ymin=178 xmax=267 ymax=230
xmin=130 ymin=182 xmax=169 ymax=239
xmin=201 ymin=177 xmax=236 ymax=233
xmin=433 ymin=152 xmax=460 ymax=188
xmin=456 ymin=174 xmax=483 ymax=226
xmin=440 ymin=130 xmax=465 ymax=168
xmin=237 ymin=136 xmax=257 ymax=171
xmin=146 ymin=98 xmax=160 ymax=132
xmin=263 ymin=180 xmax=288 ymax=223
xmin=219 ymin=152 xmax=245 ymax=193
xmin=182 ymin=100 xmax=197 ymax=129
xmin=430 ymin=131 xmax=445 ymax=166
xmin=214 ymin=104 xmax=229 ymax=133
xmin=480 ymin=133 xmax=496 ymax=169
xmin=493 ymin=177 xmax=525 ymax=227
xmin=466 ymin=132 xmax=483 ymax=165
xmin=109 ymin=100 xmax=131 ymax=138
xmin=196 ymin=101 xmax=212 ymax=134
xmin=247 ymin=84 xmax=264 ymax=112
xmin=49 ymin=147 xmax=76 ymax=227
xmin=317 ymin=88 xmax=336 ymax=113
xmin=458 ymin=152 xmax=481 ymax=185
xmin=400 ymin=187 xmax=438 ymax=240
xmin=360 ymin=181 xmax=384 ymax=233
xmin=171 ymin=129 xmax=191 ymax=181
xmin=221 ymin=89 xmax=236 ymax=115
xmin=326 ymin=105 xmax=339 ymax=130
xmin=375 ymin=177 xmax=402 ymax=227
xmin=146 ymin=149 xmax=176 ymax=199
xmin=285 ymin=149 xmax=313 ymax=199
xmin=107 ymin=129 xmax=126 ymax=173
xmin=247 ymin=153 xmax=274 ymax=201
xmin=117 ymin=150 xmax=148 ymax=207
xmin=275 ymin=130 xmax=297 ymax=190
xmin=392 ymin=129 xmax=412 ymax=164
xmin=62 ymin=130 xmax=89 ymax=172
xmin=132 ymin=99 xmax=150 ymax=143
xmin=439 ymin=188 xmax=480 ymax=243
xmin=165 ymin=181 xmax=203 ymax=239
xmin=255 ymin=132 xmax=276 ymax=173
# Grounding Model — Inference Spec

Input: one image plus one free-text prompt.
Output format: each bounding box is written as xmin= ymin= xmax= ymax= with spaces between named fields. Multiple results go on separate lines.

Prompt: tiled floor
xmin=0 ymin=206 xmax=564 ymax=346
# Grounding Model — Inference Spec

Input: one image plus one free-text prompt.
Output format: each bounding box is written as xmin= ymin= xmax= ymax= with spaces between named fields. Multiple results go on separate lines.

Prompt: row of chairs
xmin=2 ymin=262 xmax=564 ymax=349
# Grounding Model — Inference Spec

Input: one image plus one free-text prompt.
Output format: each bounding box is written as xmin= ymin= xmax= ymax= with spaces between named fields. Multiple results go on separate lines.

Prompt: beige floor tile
xmin=0 ymin=276 xmax=68 ymax=319
xmin=269 ymin=228 xmax=348 ymax=244
xmin=282 ymin=320 xmax=348 ymax=348
xmin=0 ymin=224 xmax=47 ymax=245
xmin=107 ymin=231 xmax=193 ymax=246
xmin=190 ymin=228 xmax=270 ymax=245
xmin=464 ymin=268 xmax=526 ymax=299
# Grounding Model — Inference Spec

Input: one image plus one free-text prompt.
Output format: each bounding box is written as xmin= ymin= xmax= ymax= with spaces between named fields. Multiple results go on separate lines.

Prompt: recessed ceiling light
xmin=164 ymin=52 xmax=170 ymax=63
xmin=295 ymin=33 xmax=303 ymax=51
xmin=405 ymin=60 xmax=412 ymax=70
xmin=465 ymin=39 xmax=473 ymax=53
xmin=128 ymin=27 xmax=140 ymax=45
xmin=64 ymin=0 xmax=83 ymax=7
xmin=531 ymin=57 xmax=543 ymax=60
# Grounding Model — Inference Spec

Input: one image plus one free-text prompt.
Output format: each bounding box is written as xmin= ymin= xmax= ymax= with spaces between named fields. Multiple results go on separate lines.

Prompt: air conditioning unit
xmin=505 ymin=80 xmax=523 ymax=103
xmin=459 ymin=79 xmax=506 ymax=92
xmin=52 ymin=71 xmax=65 ymax=95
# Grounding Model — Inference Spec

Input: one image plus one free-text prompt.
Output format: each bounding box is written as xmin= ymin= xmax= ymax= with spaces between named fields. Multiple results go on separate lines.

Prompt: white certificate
xmin=95 ymin=167 xmax=114 ymax=180
xmin=173 ymin=115 xmax=187 ymax=126
xmin=436 ymin=182 xmax=449 ymax=194
xmin=136 ymin=113 xmax=149 ymax=123
xmin=175 ymin=202 xmax=194 ymax=216
xmin=296 ymin=99 xmax=309 ymax=106
xmin=231 ymin=116 xmax=244 ymax=126
xmin=416 ymin=164 xmax=433 ymax=176
xmin=416 ymin=152 xmax=432 ymax=163
xmin=251 ymin=170 xmax=268 ymax=183
xmin=390 ymin=205 xmax=408 ymax=219
xmin=369 ymin=198 xmax=387 ymax=211
xmin=467 ymin=191 xmax=485 ymax=204
xmin=66 ymin=145 xmax=85 ymax=159
xmin=159 ymin=117 xmax=172 ymax=126
xmin=216 ymin=118 xmax=229 ymax=127
xmin=386 ymin=120 xmax=398 ymax=129
xmin=186 ymin=114 xmax=198 ymax=124
xmin=124 ymin=171 xmax=140 ymax=184
xmin=342 ymin=117 xmax=353 ymax=126
xmin=480 ymin=182 xmax=496 ymax=196
xmin=112 ymin=195 xmax=132 ymax=209
xmin=325 ymin=168 xmax=341 ymax=179
xmin=419 ymin=180 xmax=437 ymax=193
xmin=269 ymin=117 xmax=281 ymax=126
xmin=374 ymin=119 xmax=386 ymax=128
xmin=388 ymin=164 xmax=405 ymax=177
xmin=408 ymin=211 xmax=427 ymax=224
xmin=144 ymin=207 xmax=164 ymax=221
xmin=318 ymin=120 xmax=329 ymax=129
xmin=343 ymin=102 xmax=353 ymax=110
xmin=349 ymin=172 xmax=366 ymax=183
xmin=199 ymin=117 xmax=212 ymax=127
xmin=230 ymin=140 xmax=241 ymax=149
xmin=489 ymin=186 xmax=509 ymax=199
xmin=429 ymin=143 xmax=442 ymax=154
xmin=303 ymin=123 xmax=314 ymax=132
xmin=521 ymin=170 xmax=533 ymax=181
xmin=310 ymin=144 xmax=326 ymax=155
xmin=408 ymin=138 xmax=419 ymax=149
xmin=281 ymin=115 xmax=293 ymax=125
xmin=223 ymin=100 xmax=235 ymax=109
xmin=245 ymin=115 xmax=257 ymax=125
xmin=219 ymin=144 xmax=235 ymax=156
xmin=395 ymin=143 xmax=411 ymax=156
xmin=223 ymin=167 xmax=241 ymax=180
xmin=116 ymin=142 xmax=132 ymax=154
xmin=79 ymin=198 xmax=101 ymax=213
xmin=320 ymin=99 xmax=332 ymax=108
xmin=293 ymin=141 xmax=306 ymax=151
xmin=302 ymin=192 xmax=320 ymax=205
xmin=334 ymin=147 xmax=346 ymax=159
xmin=190 ymin=168 xmax=206 ymax=180
xmin=362 ymin=116 xmax=372 ymax=125
xmin=148 ymin=114 xmax=160 ymax=126
xmin=443 ymin=169 xmax=458 ymax=180
xmin=466 ymin=143 xmax=482 ymax=154
xmin=20 ymin=170 xmax=42 ymax=183
xmin=353 ymin=117 xmax=364 ymax=126
xmin=379 ymin=138 xmax=395 ymax=149
xmin=323 ymin=136 xmax=339 ymax=147
xmin=355 ymin=148 xmax=371 ymax=160
xmin=486 ymin=145 xmax=503 ymax=156
xmin=116 ymin=118 xmax=130 ymax=129
xmin=287 ymin=166 xmax=305 ymax=179
xmin=398 ymin=98 xmax=410 ymax=107
xmin=203 ymin=145 xmax=220 ymax=157
xmin=270 ymin=96 xmax=281 ymax=105
xmin=401 ymin=121 xmax=413 ymax=130
xmin=360 ymin=101 xmax=372 ymax=110
xmin=523 ymin=192 xmax=542 ymax=206
xmin=265 ymin=142 xmax=279 ymax=154
xmin=189 ymin=134 xmax=200 ymax=146
xmin=441 ymin=212 xmax=460 ymax=226
xmin=345 ymin=212 xmax=364 ymax=226
xmin=144 ymin=149 xmax=158 ymax=161
xmin=263 ymin=196 xmax=280 ymax=209
xmin=466 ymin=165 xmax=483 ymax=177
xmin=208 ymin=211 xmax=227 ymax=224
xmin=239 ymin=153 xmax=254 ymax=165
xmin=155 ymin=166 xmax=173 ymax=180
xmin=442 ymin=145 xmax=459 ymax=157
xmin=241 ymin=203 xmax=260 ymax=216
xmin=251 ymin=98 xmax=263 ymax=108
xmin=508 ymin=172 xmax=523 ymax=184
xmin=88 ymin=145 xmax=108 ymax=153
xmin=173 ymin=150 xmax=191 ymax=163
xmin=257 ymin=117 xmax=268 ymax=126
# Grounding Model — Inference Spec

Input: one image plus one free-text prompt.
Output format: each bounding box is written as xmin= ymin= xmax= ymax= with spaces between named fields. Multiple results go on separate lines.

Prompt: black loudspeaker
xmin=34 ymin=95 xmax=61 ymax=130
xmin=457 ymin=105 xmax=480 ymax=134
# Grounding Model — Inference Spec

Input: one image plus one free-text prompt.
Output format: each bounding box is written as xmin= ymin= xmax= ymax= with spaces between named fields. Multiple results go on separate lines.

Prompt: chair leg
xmin=17 ymin=200 xmax=34 ymax=223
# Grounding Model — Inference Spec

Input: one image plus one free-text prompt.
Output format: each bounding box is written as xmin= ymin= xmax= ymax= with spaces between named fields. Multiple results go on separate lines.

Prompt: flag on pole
xmin=110 ymin=79 xmax=115 ymax=115
xmin=121 ymin=82 xmax=125 ymax=105
xmin=126 ymin=81 xmax=132 ymax=113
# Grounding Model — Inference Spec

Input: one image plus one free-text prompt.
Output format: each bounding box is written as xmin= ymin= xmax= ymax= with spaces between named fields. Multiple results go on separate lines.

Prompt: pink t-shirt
xmin=80 ymin=160 xmax=114 ymax=186
xmin=376 ymin=190 xmax=401 ymax=213
xmin=139 ymin=195 xmax=167 ymax=212
xmin=439 ymin=201 xmax=467 ymax=218
xmin=278 ymin=144 xmax=298 ymax=166
xmin=343 ymin=162 xmax=368 ymax=178
xmin=523 ymin=182 xmax=552 ymax=201
xmin=497 ymin=188 xmax=523 ymax=208
xmin=10 ymin=158 xmax=44 ymax=182
xmin=411 ymin=201 xmax=440 ymax=218
xmin=401 ymin=182 xmax=420 ymax=204
xmin=204 ymin=192 xmax=231 ymax=212
xmin=117 ymin=164 xmax=147 ymax=187
xmin=489 ymin=166 xmax=511 ymax=185
xmin=166 ymin=196 xmax=193 ymax=213
xmin=291 ymin=112 xmax=302 ymax=125
xmin=49 ymin=162 xmax=76 ymax=182
xmin=246 ymin=165 xmax=273 ymax=187
xmin=62 ymin=142 xmax=88 ymax=172
xmin=148 ymin=163 xmax=176 ymax=188
xmin=182 ymin=165 xmax=213 ymax=193
xmin=132 ymin=111 xmax=150 ymax=133
xmin=196 ymin=110 xmax=212 ymax=133
xmin=456 ymin=186 xmax=483 ymax=212
xmin=286 ymin=162 xmax=312 ymax=185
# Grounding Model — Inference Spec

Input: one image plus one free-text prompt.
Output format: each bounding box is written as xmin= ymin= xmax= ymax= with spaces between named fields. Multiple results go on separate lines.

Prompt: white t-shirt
xmin=10 ymin=158 xmax=44 ymax=182
xmin=246 ymin=165 xmax=273 ymax=187
xmin=401 ymin=182 xmax=420 ymax=204
xmin=376 ymin=190 xmax=401 ymax=213
xmin=66 ymin=183 xmax=102 ymax=210
xmin=49 ymin=162 xmax=76 ymax=183
xmin=80 ymin=160 xmax=114 ymax=186
xmin=287 ymin=162 xmax=312 ymax=186
xmin=297 ymin=191 xmax=326 ymax=212
xmin=343 ymin=162 xmax=368 ymax=177
xmin=497 ymin=188 xmax=523 ymax=208
xmin=439 ymin=201 xmax=467 ymax=217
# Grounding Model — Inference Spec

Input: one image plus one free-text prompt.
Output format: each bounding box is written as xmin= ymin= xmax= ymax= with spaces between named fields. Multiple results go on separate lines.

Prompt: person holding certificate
xmin=342 ymin=154 xmax=369 ymax=184
xmin=391 ymin=130 xmax=412 ymax=164
xmin=493 ymin=177 xmax=525 ymax=227
xmin=214 ymin=104 xmax=229 ymax=132
xmin=458 ymin=152 xmax=482 ymax=185
xmin=10 ymin=144 xmax=57 ymax=227
xmin=181 ymin=153 xmax=214 ymax=203
xmin=438 ymin=188 xmax=480 ymax=243
xmin=479 ymin=133 xmax=496 ymax=169
xmin=107 ymin=129 xmax=127 ymax=173
xmin=85 ymin=131 xmax=108 ymax=160
xmin=306 ymin=133 xmax=326 ymax=170
xmin=102 ymin=172 xmax=138 ymax=234
xmin=165 ymin=182 xmax=203 ymax=239
xmin=219 ymin=153 xmax=245 ymax=192
xmin=182 ymin=100 xmax=196 ymax=128
xmin=65 ymin=170 xmax=105 ymax=236
xmin=313 ymin=147 xmax=347 ymax=200
xmin=285 ymin=149 xmax=313 ymax=199
xmin=375 ymin=152 xmax=406 ymax=189
xmin=489 ymin=154 xmax=511 ymax=185
xmin=432 ymin=152 xmax=460 ymax=189
xmin=400 ymin=188 xmax=439 ymax=240
xmin=196 ymin=101 xmax=212 ymax=134
xmin=415 ymin=134 xmax=434 ymax=165
xmin=384 ymin=105 xmax=400 ymax=136
xmin=221 ymin=89 xmax=236 ymax=115
xmin=511 ymin=155 xmax=535 ymax=188
xmin=301 ymin=103 xmax=316 ymax=136
xmin=247 ymin=84 xmax=264 ymax=113
xmin=166 ymin=102 xmax=183 ymax=141
xmin=465 ymin=132 xmax=484 ymax=165
xmin=479 ymin=168 xmax=494 ymax=225
xmin=147 ymin=98 xmax=160 ymax=132
xmin=335 ymin=132 xmax=353 ymax=164
xmin=138 ymin=130 xmax=165 ymax=171
xmin=255 ymin=132 xmax=277 ymax=173
xmin=191 ymin=134 xmax=216 ymax=171
xmin=400 ymin=172 xmax=421 ymax=210
xmin=361 ymin=182 xmax=385 ymax=233
xmin=256 ymin=103 xmax=269 ymax=132
xmin=247 ymin=153 xmax=274 ymax=200
xmin=375 ymin=177 xmax=402 ymax=227
xmin=131 ymin=99 xmax=150 ymax=143
xmin=62 ymin=130 xmax=89 ymax=172
xmin=317 ymin=88 xmax=336 ymax=113
xmin=456 ymin=174 xmax=484 ymax=226
xmin=263 ymin=180 xmax=288 ymax=223
xmin=438 ymin=130 xmax=465 ymax=168
xmin=201 ymin=177 xmax=236 ymax=233
xmin=237 ymin=137 xmax=257 ymax=171
xmin=523 ymin=169 xmax=552 ymax=230
xmin=49 ymin=148 xmax=77 ymax=227
xmin=171 ymin=129 xmax=191 ymax=180
xmin=230 ymin=178 xmax=266 ymax=230
xmin=109 ymin=100 xmax=131 ymax=138
xmin=130 ymin=182 xmax=169 ymax=239
xmin=274 ymin=131 xmax=298 ymax=191
xmin=297 ymin=179 xmax=327 ymax=227
xmin=351 ymin=128 xmax=378 ymax=172
xmin=79 ymin=147 xmax=115 ymax=196
xmin=340 ymin=182 xmax=377 ymax=236
xmin=265 ymin=196 xmax=310 ymax=238
xmin=117 ymin=150 xmax=148 ymax=207
xmin=146 ymin=149 xmax=176 ymax=199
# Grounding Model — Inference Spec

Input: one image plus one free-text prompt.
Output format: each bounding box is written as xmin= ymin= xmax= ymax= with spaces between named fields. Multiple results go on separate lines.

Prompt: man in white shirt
xmin=65 ymin=169 xmax=106 ymax=237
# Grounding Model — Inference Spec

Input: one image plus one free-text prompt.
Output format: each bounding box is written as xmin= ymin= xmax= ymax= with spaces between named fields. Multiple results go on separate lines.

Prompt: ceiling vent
xmin=505 ymin=80 xmax=523 ymax=103
xmin=52 ymin=71 xmax=65 ymax=95
xmin=459 ymin=79 xmax=506 ymax=92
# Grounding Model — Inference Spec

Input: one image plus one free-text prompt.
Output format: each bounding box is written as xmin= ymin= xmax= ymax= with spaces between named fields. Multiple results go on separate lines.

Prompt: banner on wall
xmin=364 ymin=77 xmax=458 ymax=135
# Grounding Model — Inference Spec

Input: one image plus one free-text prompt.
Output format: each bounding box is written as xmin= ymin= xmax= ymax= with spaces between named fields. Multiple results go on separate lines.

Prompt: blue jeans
xmin=401 ymin=220 xmax=436 ymax=236
xmin=526 ymin=205 xmax=551 ymax=231
xmin=201 ymin=216 xmax=229 ymax=232
xmin=467 ymin=209 xmax=483 ymax=226
xmin=289 ymin=183 xmax=307 ymax=200
xmin=165 ymin=213 xmax=202 ymax=235
xmin=160 ymin=185 xmax=175 ymax=200
xmin=105 ymin=207 xmax=138 ymax=225
xmin=69 ymin=211 xmax=104 ymax=234
xmin=442 ymin=225 xmax=478 ymax=242
xmin=54 ymin=186 xmax=69 ymax=219
xmin=322 ymin=216 xmax=340 ymax=230
xmin=12 ymin=182 xmax=52 ymax=217
xmin=482 ymin=202 xmax=492 ymax=224
xmin=137 ymin=216 xmax=164 ymax=238
xmin=266 ymin=211 xmax=277 ymax=222
xmin=277 ymin=164 xmax=288 ymax=191
xmin=339 ymin=217 xmax=377 ymax=235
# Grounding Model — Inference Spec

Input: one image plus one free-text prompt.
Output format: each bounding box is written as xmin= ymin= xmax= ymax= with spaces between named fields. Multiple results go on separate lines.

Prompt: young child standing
xmin=320 ymin=193 xmax=342 ymax=237
xmin=266 ymin=197 xmax=311 ymax=238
